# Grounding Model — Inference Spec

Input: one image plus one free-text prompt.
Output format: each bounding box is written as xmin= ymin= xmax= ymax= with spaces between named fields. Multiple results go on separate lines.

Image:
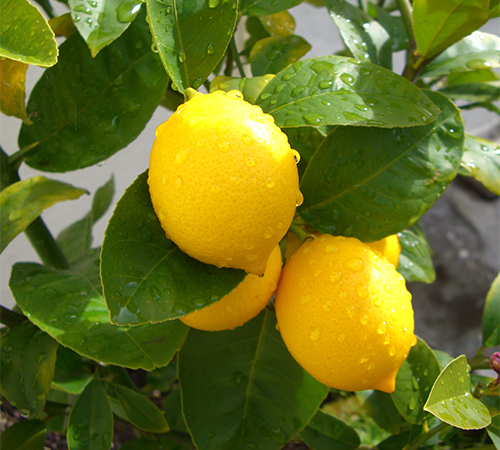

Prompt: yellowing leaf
xmin=0 ymin=57 xmax=30 ymax=123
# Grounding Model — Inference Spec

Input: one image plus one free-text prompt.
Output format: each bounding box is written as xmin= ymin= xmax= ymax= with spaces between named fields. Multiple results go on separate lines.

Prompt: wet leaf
xmin=52 ymin=346 xmax=94 ymax=395
xmin=0 ymin=58 xmax=30 ymax=122
xmin=424 ymin=355 xmax=491 ymax=429
xmin=259 ymin=11 xmax=296 ymax=36
xmin=240 ymin=0 xmax=305 ymax=16
xmin=1 ymin=419 xmax=47 ymax=450
xmin=0 ymin=176 xmax=87 ymax=253
xmin=178 ymin=310 xmax=329 ymax=450
xmin=439 ymin=81 xmax=500 ymax=102
xmin=101 ymin=170 xmax=246 ymax=326
xmin=297 ymin=90 xmax=463 ymax=242
xmin=210 ymin=74 xmax=275 ymax=103
xmin=0 ymin=0 xmax=58 ymax=67
xmin=256 ymin=55 xmax=440 ymax=128
xmin=284 ymin=126 xmax=327 ymax=178
xmin=482 ymin=272 xmax=500 ymax=347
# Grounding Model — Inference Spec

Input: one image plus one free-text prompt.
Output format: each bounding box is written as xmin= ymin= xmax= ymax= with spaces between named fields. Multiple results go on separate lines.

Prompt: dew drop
xmin=242 ymin=135 xmax=253 ymax=146
xmin=357 ymin=284 xmax=368 ymax=298
xmin=292 ymin=150 xmax=300 ymax=164
xmin=345 ymin=258 xmax=364 ymax=272
xmin=206 ymin=42 xmax=215 ymax=55
xmin=377 ymin=322 xmax=386 ymax=334
xmin=178 ymin=50 xmax=186 ymax=63
xmin=244 ymin=154 xmax=256 ymax=166
xmin=296 ymin=190 xmax=304 ymax=207
xmin=266 ymin=177 xmax=275 ymax=188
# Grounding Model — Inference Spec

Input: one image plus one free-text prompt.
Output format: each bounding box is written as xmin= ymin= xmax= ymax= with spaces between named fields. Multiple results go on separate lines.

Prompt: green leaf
xmin=392 ymin=337 xmax=442 ymax=424
xmin=256 ymin=56 xmax=440 ymax=128
xmin=447 ymin=68 xmax=499 ymax=85
xmin=240 ymin=0 xmax=305 ymax=16
xmin=9 ymin=251 xmax=189 ymax=371
xmin=52 ymin=346 xmax=94 ymax=395
xmin=119 ymin=438 xmax=165 ymax=450
xmin=366 ymin=4 xmax=410 ymax=52
xmin=482 ymin=272 xmax=500 ymax=347
xmin=210 ymin=74 xmax=275 ymax=103
xmin=413 ymin=0 xmax=489 ymax=60
xmin=325 ymin=0 xmax=392 ymax=69
xmin=284 ymin=126 xmax=327 ymax=178
xmin=101 ymin=170 xmax=246 ymax=326
xmin=69 ymin=0 xmax=142 ymax=56
xmin=259 ymin=11 xmax=296 ymax=36
xmin=114 ymin=384 xmax=170 ymax=433
xmin=0 ymin=321 xmax=58 ymax=418
xmin=18 ymin=11 xmax=168 ymax=172
xmin=0 ymin=176 xmax=87 ymax=253
xmin=487 ymin=411 xmax=500 ymax=448
xmin=300 ymin=409 xmax=360 ymax=450
xmin=0 ymin=0 xmax=58 ymax=67
xmin=68 ymin=378 xmax=113 ymax=450
xmin=146 ymin=0 xmax=238 ymax=94
xmin=423 ymin=355 xmax=491 ymax=429
xmin=298 ymin=90 xmax=463 ymax=242
xmin=178 ymin=310 xmax=329 ymax=450
xmin=249 ymin=35 xmax=311 ymax=76
xmin=147 ymin=361 xmax=178 ymax=393
xmin=57 ymin=176 xmax=115 ymax=263
xmin=421 ymin=31 xmax=500 ymax=78
xmin=1 ymin=419 xmax=47 ymax=450
xmin=163 ymin=386 xmax=188 ymax=433
xmin=398 ymin=224 xmax=436 ymax=284
xmin=440 ymin=81 xmax=500 ymax=102
xmin=376 ymin=425 xmax=423 ymax=450
xmin=490 ymin=0 xmax=500 ymax=17
xmin=361 ymin=390 xmax=404 ymax=435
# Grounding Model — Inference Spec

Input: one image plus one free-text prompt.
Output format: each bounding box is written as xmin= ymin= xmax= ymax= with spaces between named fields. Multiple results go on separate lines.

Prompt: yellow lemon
xmin=180 ymin=245 xmax=282 ymax=331
xmin=275 ymin=234 xmax=415 ymax=393
xmin=367 ymin=234 xmax=401 ymax=268
xmin=148 ymin=90 xmax=300 ymax=276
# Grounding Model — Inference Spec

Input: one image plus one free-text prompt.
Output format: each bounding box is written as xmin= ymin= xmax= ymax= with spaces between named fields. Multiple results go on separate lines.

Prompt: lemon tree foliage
xmin=1 ymin=0 xmax=499 ymax=448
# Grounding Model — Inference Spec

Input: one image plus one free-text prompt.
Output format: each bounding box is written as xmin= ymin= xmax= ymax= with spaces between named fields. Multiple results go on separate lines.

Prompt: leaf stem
xmin=230 ymin=37 xmax=246 ymax=78
xmin=0 ymin=305 xmax=27 ymax=327
xmin=407 ymin=422 xmax=450 ymax=450
xmin=395 ymin=0 xmax=414 ymax=42
xmin=8 ymin=141 xmax=40 ymax=168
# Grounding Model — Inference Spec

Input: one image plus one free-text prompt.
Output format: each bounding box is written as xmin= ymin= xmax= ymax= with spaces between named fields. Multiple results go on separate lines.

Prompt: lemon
xmin=148 ymin=89 xmax=300 ymax=275
xmin=180 ymin=245 xmax=282 ymax=331
xmin=367 ymin=234 xmax=401 ymax=268
xmin=275 ymin=234 xmax=415 ymax=393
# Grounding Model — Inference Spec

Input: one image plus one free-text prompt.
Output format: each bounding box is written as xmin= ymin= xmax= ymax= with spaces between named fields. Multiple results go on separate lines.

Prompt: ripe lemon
xmin=180 ymin=245 xmax=282 ymax=331
xmin=148 ymin=89 xmax=300 ymax=275
xmin=367 ymin=234 xmax=401 ymax=268
xmin=275 ymin=234 xmax=415 ymax=393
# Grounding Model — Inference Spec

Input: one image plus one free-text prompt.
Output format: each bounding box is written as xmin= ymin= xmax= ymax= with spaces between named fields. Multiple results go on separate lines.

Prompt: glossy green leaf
xmin=284 ymin=126 xmax=327 ymax=178
xmin=482 ymin=272 xmax=500 ymax=347
xmin=397 ymin=224 xmax=436 ymax=283
xmin=0 ymin=0 xmax=58 ymax=67
xmin=0 ymin=321 xmax=58 ymax=418
xmin=18 ymin=12 xmax=168 ymax=172
xmin=361 ymin=390 xmax=404 ymax=435
xmin=250 ymin=35 xmax=311 ymax=76
xmin=1 ymin=419 xmax=47 ymax=450
xmin=0 ymin=177 xmax=87 ymax=253
xmin=366 ymin=4 xmax=410 ymax=52
xmin=68 ymin=378 xmax=113 ymax=450
xmin=298 ymin=90 xmax=463 ymax=242
xmin=101 ymin=170 xmax=246 ymax=326
xmin=392 ymin=337 xmax=441 ymax=424
xmin=146 ymin=0 xmax=238 ymax=94
xmin=240 ymin=0 xmax=305 ymax=16
xmin=68 ymin=0 xmax=142 ymax=56
xmin=115 ymin=384 xmax=169 ymax=433
xmin=52 ymin=346 xmax=94 ymax=395
xmin=325 ymin=0 xmax=392 ymax=69
xmin=300 ymin=409 xmax=360 ymax=450
xmin=460 ymin=134 xmax=500 ymax=196
xmin=421 ymin=31 xmax=500 ymax=78
xmin=178 ymin=310 xmax=329 ymax=450
xmin=424 ymin=355 xmax=491 ymax=429
xmin=440 ymin=81 xmax=500 ymax=102
xmin=210 ymin=74 xmax=275 ymax=103
xmin=413 ymin=0 xmax=489 ymax=60
xmin=10 ymin=251 xmax=189 ymax=371
xmin=447 ymin=68 xmax=499 ymax=85
xmin=256 ymin=56 xmax=440 ymax=128
xmin=57 ymin=176 xmax=114 ymax=264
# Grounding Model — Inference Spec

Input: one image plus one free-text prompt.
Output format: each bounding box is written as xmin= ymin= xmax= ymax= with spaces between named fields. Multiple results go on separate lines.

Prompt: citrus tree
xmin=1 ymin=0 xmax=500 ymax=449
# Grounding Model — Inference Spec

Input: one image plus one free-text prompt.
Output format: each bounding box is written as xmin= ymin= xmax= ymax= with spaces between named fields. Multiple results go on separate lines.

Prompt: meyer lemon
xmin=275 ymin=234 xmax=415 ymax=393
xmin=367 ymin=234 xmax=401 ymax=268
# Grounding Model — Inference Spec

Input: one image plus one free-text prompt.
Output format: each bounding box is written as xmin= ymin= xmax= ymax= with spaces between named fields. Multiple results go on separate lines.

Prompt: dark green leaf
xmin=487 ymin=411 xmax=500 ymax=448
xmin=392 ymin=337 xmax=441 ymax=424
xmin=52 ymin=346 xmax=94 ymax=395
xmin=256 ymin=56 xmax=440 ymax=128
xmin=421 ymin=31 xmax=500 ymax=78
xmin=242 ymin=16 xmax=271 ymax=56
xmin=460 ymin=134 xmax=500 ymax=196
xmin=0 ymin=321 xmax=58 ymax=418
xmin=366 ymin=4 xmax=409 ymax=52
xmin=284 ymin=126 xmax=327 ymax=178
xmin=462 ymin=101 xmax=500 ymax=115
xmin=362 ymin=390 xmax=404 ymax=435
xmin=398 ymin=224 xmax=436 ymax=283
xmin=68 ymin=0 xmax=142 ymax=56
xmin=440 ymin=81 xmax=500 ymax=102
xmin=0 ymin=176 xmax=87 ymax=253
xmin=210 ymin=74 xmax=275 ymax=103
xmin=1 ymin=419 xmax=47 ymax=450
xmin=178 ymin=310 xmax=329 ymax=450
xmin=100 ymin=170 xmax=246 ymax=326
xmin=424 ymin=355 xmax=491 ymax=429
xmin=413 ymin=0 xmax=489 ymax=60
xmin=68 ymin=378 xmax=113 ymax=450
xmin=147 ymin=361 xmax=178 ymax=392
xmin=115 ymin=384 xmax=169 ymax=433
xmin=490 ymin=0 xmax=500 ymax=17
xmin=250 ymin=35 xmax=311 ymax=76
xmin=57 ymin=176 xmax=114 ymax=264
xmin=19 ymin=11 xmax=168 ymax=172
xmin=482 ymin=272 xmax=500 ymax=347
xmin=240 ymin=0 xmax=304 ymax=16
xmin=325 ymin=0 xmax=392 ymax=69
xmin=376 ymin=425 xmax=423 ymax=450
xmin=146 ymin=0 xmax=238 ymax=93
xmin=298 ymin=90 xmax=463 ymax=242
xmin=163 ymin=386 xmax=188 ymax=433
xmin=0 ymin=0 xmax=58 ymax=67
xmin=433 ymin=349 xmax=455 ymax=369
xmin=10 ymin=251 xmax=189 ymax=371
xmin=119 ymin=438 xmax=165 ymax=450
xmin=300 ymin=409 xmax=360 ymax=450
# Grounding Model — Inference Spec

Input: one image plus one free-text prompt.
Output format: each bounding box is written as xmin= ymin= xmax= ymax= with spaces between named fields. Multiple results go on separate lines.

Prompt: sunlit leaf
xmin=482 ymin=272 xmax=500 ymax=347
xmin=259 ymin=11 xmax=296 ymax=36
xmin=366 ymin=4 xmax=409 ymax=52
xmin=398 ymin=224 xmax=436 ymax=283
xmin=0 ymin=58 xmax=30 ymax=122
xmin=210 ymin=74 xmax=275 ymax=103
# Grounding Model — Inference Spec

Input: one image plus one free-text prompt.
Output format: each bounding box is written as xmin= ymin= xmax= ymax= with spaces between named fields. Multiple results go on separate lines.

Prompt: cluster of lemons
xmin=148 ymin=90 xmax=415 ymax=393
